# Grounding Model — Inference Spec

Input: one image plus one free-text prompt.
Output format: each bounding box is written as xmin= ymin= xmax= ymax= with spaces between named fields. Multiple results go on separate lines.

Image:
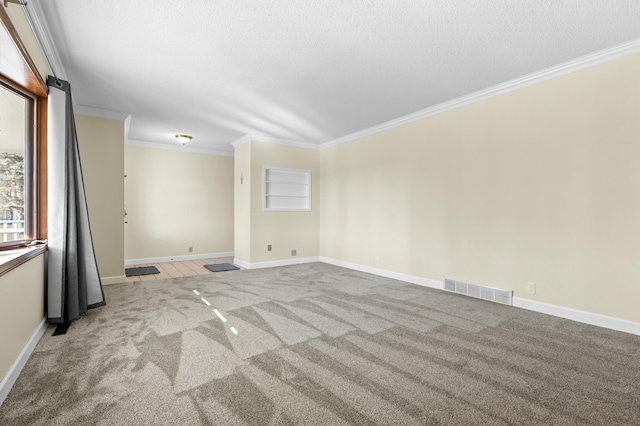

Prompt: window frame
xmin=0 ymin=79 xmax=37 ymax=247
xmin=0 ymin=5 xmax=47 ymax=273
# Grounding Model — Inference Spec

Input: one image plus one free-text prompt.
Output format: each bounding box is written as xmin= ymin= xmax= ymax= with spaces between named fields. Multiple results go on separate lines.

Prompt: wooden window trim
xmin=0 ymin=5 xmax=47 ymax=97
xmin=0 ymin=4 xmax=48 ymax=276
xmin=0 ymin=244 xmax=46 ymax=276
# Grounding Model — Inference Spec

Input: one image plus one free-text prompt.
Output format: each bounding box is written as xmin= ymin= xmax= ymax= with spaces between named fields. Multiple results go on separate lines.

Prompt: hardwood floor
xmin=125 ymin=256 xmax=237 ymax=282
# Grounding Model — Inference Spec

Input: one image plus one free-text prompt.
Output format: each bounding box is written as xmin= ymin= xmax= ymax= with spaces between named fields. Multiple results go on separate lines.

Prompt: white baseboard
xmin=318 ymin=257 xmax=640 ymax=336
xmin=0 ymin=317 xmax=48 ymax=406
xmin=233 ymin=258 xmax=251 ymax=269
xmin=318 ymin=257 xmax=443 ymax=290
xmin=124 ymin=252 xmax=640 ymax=337
xmin=101 ymin=275 xmax=126 ymax=285
xmin=125 ymin=251 xmax=234 ymax=266
xmin=234 ymin=256 xmax=320 ymax=270
xmin=513 ymin=297 xmax=640 ymax=337
xmin=233 ymin=256 xmax=438 ymax=293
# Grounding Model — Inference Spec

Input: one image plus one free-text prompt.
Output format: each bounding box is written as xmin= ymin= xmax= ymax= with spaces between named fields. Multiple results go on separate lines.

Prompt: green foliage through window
xmin=0 ymin=152 xmax=25 ymax=220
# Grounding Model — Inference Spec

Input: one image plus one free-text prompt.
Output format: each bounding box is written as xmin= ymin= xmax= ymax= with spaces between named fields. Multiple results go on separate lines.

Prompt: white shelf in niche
xmin=263 ymin=166 xmax=311 ymax=211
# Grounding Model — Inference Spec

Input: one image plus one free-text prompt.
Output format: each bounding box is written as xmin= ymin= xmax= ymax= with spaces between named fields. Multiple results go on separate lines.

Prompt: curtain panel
xmin=47 ymin=76 xmax=105 ymax=324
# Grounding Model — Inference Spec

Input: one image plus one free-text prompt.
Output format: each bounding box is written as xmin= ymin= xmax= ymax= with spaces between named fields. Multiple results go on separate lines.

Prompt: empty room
xmin=1 ymin=1 xmax=640 ymax=425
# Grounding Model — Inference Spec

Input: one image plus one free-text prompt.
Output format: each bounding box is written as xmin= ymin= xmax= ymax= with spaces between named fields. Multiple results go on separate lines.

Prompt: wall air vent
xmin=443 ymin=278 xmax=513 ymax=306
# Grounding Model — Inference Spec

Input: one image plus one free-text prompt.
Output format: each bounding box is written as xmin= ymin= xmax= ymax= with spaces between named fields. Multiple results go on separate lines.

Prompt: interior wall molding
xmin=319 ymin=256 xmax=640 ymax=336
xmin=75 ymin=104 xmax=131 ymax=122
xmin=0 ymin=317 xmax=47 ymax=406
xmin=123 ymin=115 xmax=132 ymax=142
xmin=23 ymin=0 xmax=67 ymax=80
xmin=320 ymin=37 xmax=640 ymax=150
xmin=126 ymin=139 xmax=234 ymax=157
xmin=319 ymin=257 xmax=443 ymax=290
xmin=230 ymin=134 xmax=320 ymax=151
xmin=226 ymin=37 xmax=640 ymax=154
xmin=156 ymin=253 xmax=640 ymax=336
xmin=250 ymin=135 xmax=321 ymax=150
xmin=233 ymin=256 xmax=320 ymax=270
xmin=232 ymin=258 xmax=251 ymax=269
xmin=230 ymin=134 xmax=251 ymax=148
xmin=101 ymin=276 xmax=126 ymax=286
xmin=17 ymin=4 xmax=640 ymax=158
xmin=513 ymin=297 xmax=640 ymax=337
xmin=125 ymin=251 xmax=235 ymax=266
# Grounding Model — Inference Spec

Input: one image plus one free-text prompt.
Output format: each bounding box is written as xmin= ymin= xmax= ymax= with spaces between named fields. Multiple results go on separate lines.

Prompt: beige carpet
xmin=1 ymin=263 xmax=639 ymax=425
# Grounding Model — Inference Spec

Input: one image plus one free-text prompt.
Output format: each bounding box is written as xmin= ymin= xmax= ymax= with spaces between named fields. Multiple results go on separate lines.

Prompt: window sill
xmin=0 ymin=245 xmax=47 ymax=277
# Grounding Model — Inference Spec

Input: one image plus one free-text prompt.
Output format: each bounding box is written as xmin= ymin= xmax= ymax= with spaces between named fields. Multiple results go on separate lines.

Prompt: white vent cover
xmin=443 ymin=278 xmax=513 ymax=306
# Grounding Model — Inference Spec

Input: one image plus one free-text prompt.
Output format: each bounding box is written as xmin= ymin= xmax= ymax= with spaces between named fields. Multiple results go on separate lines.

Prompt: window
xmin=0 ymin=5 xmax=47 ymax=275
xmin=263 ymin=166 xmax=311 ymax=211
xmin=0 ymin=81 xmax=35 ymax=245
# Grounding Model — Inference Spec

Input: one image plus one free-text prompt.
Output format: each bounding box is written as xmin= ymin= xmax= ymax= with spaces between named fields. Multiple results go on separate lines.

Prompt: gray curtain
xmin=47 ymin=76 xmax=105 ymax=324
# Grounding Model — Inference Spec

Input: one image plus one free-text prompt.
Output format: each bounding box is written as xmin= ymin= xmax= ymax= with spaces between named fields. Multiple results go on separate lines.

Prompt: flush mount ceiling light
xmin=3 ymin=0 xmax=27 ymax=7
xmin=175 ymin=134 xmax=192 ymax=145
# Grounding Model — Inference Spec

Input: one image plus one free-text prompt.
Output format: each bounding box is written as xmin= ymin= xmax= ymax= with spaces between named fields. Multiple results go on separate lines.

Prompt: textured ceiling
xmin=36 ymin=0 xmax=640 ymax=153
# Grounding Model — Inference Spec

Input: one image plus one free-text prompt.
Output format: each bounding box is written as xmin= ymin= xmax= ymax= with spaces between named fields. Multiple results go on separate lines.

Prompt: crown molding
xmin=230 ymin=134 xmax=251 ymax=148
xmin=321 ymin=37 xmax=640 ymax=150
xmin=75 ymin=104 xmax=131 ymax=122
xmin=250 ymin=134 xmax=321 ymax=150
xmin=123 ymin=115 xmax=132 ymax=141
xmin=127 ymin=139 xmax=234 ymax=157
xmin=229 ymin=133 xmax=321 ymax=151
xmin=23 ymin=0 xmax=67 ymax=80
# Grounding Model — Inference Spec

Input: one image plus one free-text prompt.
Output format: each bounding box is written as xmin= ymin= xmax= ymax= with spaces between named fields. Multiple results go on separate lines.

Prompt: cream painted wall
xmin=234 ymin=141 xmax=251 ymax=261
xmin=125 ymin=145 xmax=234 ymax=260
xmin=0 ymin=254 xmax=45 ymax=381
xmin=321 ymin=52 xmax=640 ymax=323
xmin=0 ymin=5 xmax=46 ymax=393
xmin=75 ymin=115 xmax=125 ymax=281
xmin=249 ymin=141 xmax=320 ymax=262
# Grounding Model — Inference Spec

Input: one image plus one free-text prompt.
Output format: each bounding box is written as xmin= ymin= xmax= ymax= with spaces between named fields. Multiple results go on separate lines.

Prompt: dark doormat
xmin=125 ymin=266 xmax=160 ymax=277
xmin=204 ymin=263 xmax=240 ymax=272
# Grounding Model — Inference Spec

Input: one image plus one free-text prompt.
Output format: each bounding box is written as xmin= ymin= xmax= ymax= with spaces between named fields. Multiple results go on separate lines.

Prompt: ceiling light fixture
xmin=3 ymin=0 xmax=27 ymax=7
xmin=175 ymin=134 xmax=192 ymax=145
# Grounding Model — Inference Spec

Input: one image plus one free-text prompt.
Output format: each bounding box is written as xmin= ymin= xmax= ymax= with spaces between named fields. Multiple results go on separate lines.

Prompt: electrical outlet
xmin=188 ymin=246 xmax=193 ymax=253
xmin=267 ymin=244 xmax=272 ymax=251
xmin=291 ymin=249 xmax=297 ymax=256
xmin=526 ymin=281 xmax=536 ymax=294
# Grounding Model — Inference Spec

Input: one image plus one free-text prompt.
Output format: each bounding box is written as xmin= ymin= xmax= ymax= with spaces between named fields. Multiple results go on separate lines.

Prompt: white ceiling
xmin=34 ymin=0 xmax=640 ymax=154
